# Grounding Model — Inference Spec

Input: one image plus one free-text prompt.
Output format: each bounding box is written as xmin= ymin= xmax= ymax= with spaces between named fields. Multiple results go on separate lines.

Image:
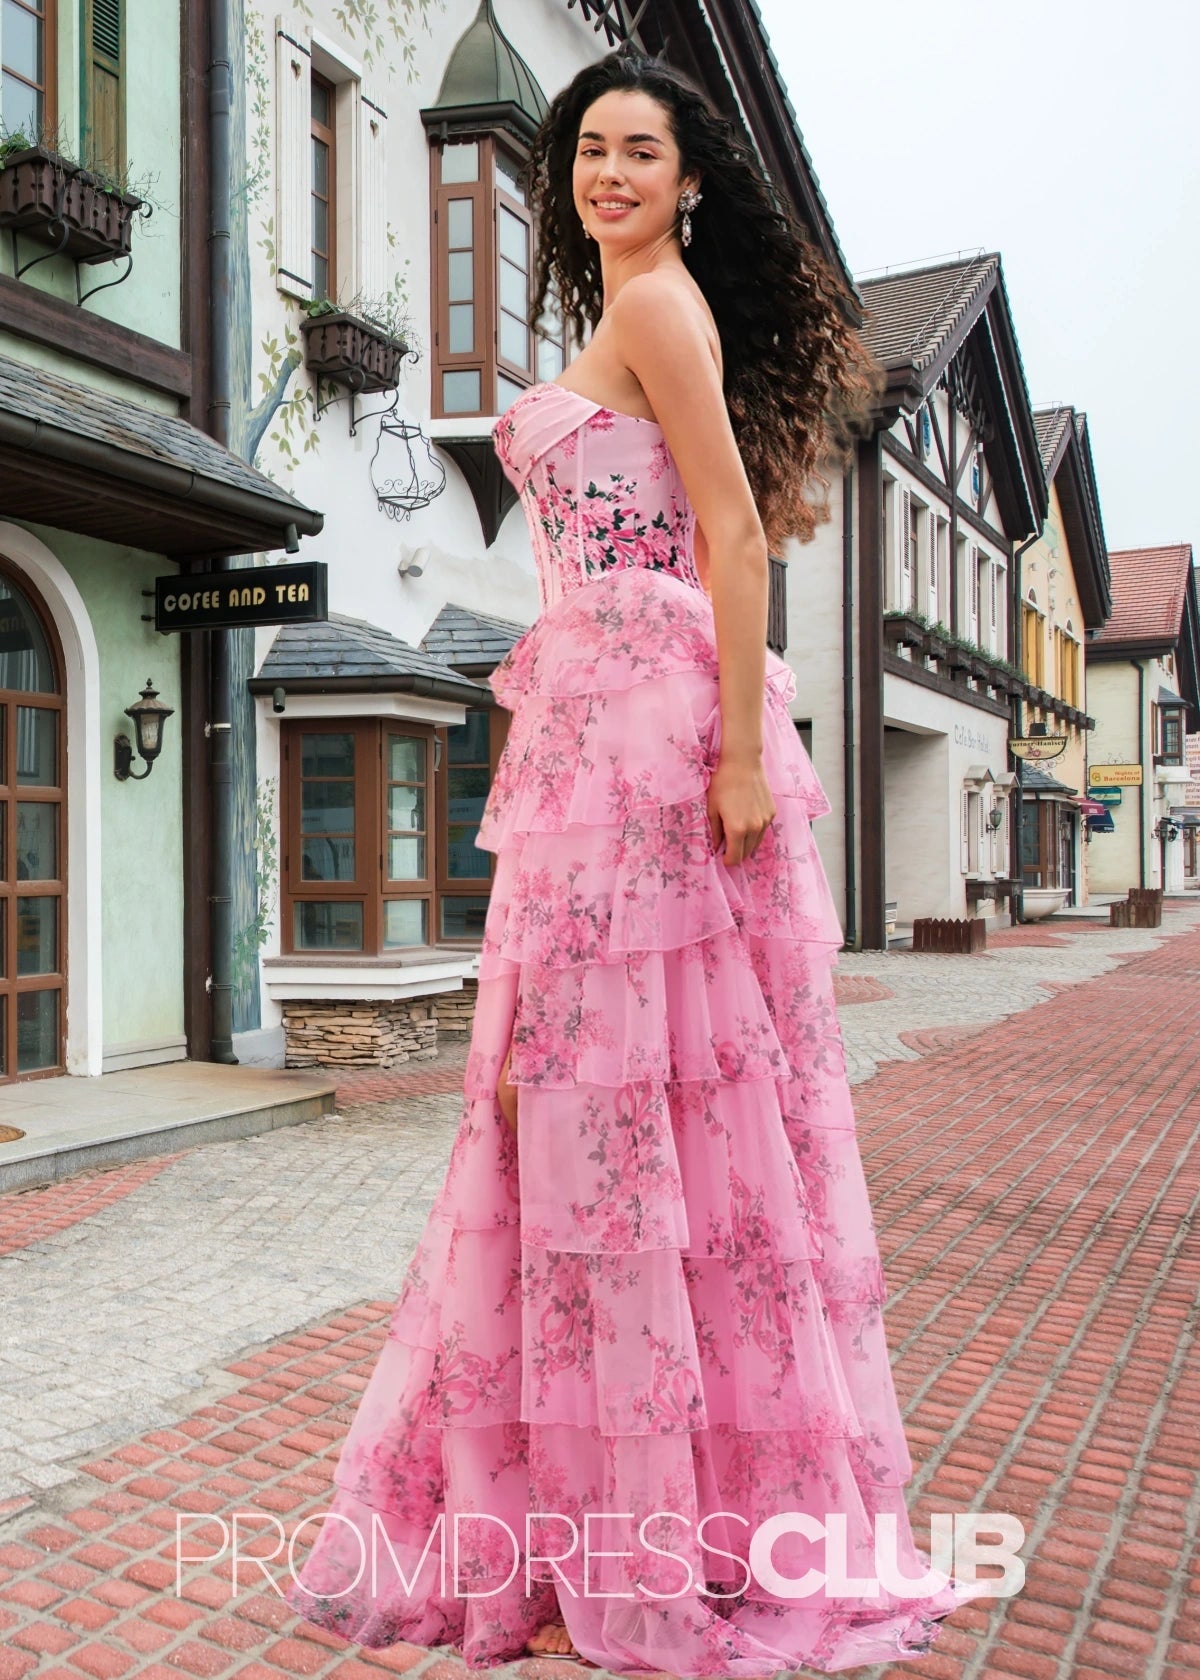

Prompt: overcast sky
xmin=759 ymin=0 xmax=1198 ymax=554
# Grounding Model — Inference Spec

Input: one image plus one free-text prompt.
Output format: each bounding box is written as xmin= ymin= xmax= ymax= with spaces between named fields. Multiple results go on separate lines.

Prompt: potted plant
xmin=300 ymin=292 xmax=412 ymax=394
xmin=0 ymin=131 xmax=146 ymax=264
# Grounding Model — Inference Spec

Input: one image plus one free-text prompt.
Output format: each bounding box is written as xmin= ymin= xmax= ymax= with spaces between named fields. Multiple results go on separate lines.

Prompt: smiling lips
xmin=591 ymin=197 xmax=639 ymax=216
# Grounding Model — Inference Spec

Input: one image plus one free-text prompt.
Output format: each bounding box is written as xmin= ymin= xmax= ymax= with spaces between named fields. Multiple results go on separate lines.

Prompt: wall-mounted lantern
xmin=114 ymin=679 xmax=175 ymax=781
xmin=988 ymin=805 xmax=1004 ymax=831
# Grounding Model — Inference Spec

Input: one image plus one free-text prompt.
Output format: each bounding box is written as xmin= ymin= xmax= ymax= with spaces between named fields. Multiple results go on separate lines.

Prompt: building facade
xmin=1087 ymin=545 xmax=1200 ymax=895
xmin=236 ymin=0 xmax=856 ymax=1066
xmin=0 ymin=0 xmax=318 ymax=1080
xmin=1019 ymin=406 xmax=1111 ymax=904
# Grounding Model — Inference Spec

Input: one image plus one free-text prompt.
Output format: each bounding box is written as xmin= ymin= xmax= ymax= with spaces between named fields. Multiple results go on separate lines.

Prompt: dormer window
xmin=422 ymin=0 xmax=556 ymax=420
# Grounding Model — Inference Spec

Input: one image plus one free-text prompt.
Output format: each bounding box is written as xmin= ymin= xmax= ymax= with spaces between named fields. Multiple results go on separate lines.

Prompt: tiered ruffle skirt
xmin=285 ymin=569 xmax=988 ymax=1673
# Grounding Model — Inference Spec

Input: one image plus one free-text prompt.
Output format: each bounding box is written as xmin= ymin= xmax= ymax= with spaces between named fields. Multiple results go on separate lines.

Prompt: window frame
xmin=3 ymin=0 xmax=57 ymax=137
xmin=431 ymin=132 xmax=562 ymax=419
xmin=310 ymin=69 xmax=337 ymax=304
xmin=282 ymin=711 xmax=510 ymax=957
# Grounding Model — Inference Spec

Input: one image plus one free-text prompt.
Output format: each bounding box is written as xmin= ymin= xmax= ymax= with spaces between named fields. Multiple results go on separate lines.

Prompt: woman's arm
xmin=609 ymin=272 xmax=775 ymax=865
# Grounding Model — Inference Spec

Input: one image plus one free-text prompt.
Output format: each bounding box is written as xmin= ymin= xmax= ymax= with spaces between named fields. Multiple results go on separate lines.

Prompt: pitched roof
xmin=857 ymin=254 xmax=1000 ymax=372
xmin=1032 ymin=403 xmax=1112 ymax=629
xmin=251 ymin=613 xmax=486 ymax=704
xmin=855 ymin=253 xmax=1046 ymax=539
xmin=1033 ymin=405 xmax=1075 ymax=473
xmin=1092 ymin=545 xmax=1194 ymax=649
xmin=420 ymin=601 xmax=527 ymax=672
xmin=0 ymin=351 xmax=322 ymax=557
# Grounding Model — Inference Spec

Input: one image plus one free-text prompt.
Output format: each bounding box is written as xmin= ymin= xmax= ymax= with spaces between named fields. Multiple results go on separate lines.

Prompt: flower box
xmin=300 ymin=308 xmax=408 ymax=394
xmin=882 ymin=612 xmax=928 ymax=652
xmin=0 ymin=145 xmax=143 ymax=263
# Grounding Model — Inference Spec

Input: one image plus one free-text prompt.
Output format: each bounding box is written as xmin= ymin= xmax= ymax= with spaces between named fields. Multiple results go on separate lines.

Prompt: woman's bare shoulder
xmin=610 ymin=269 xmax=722 ymax=377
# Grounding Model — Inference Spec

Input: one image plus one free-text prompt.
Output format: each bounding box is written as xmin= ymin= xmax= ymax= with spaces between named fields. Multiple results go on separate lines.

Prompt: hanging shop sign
xmin=1009 ymin=735 xmax=1068 ymax=761
xmin=1088 ymin=764 xmax=1143 ymax=787
xmin=1089 ymin=786 xmax=1123 ymax=805
xmin=154 ymin=563 xmax=328 ymax=633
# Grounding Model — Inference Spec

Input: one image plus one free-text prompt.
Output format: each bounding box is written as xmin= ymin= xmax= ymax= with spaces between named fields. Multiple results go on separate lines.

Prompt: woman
xmin=285 ymin=48 xmax=990 ymax=1674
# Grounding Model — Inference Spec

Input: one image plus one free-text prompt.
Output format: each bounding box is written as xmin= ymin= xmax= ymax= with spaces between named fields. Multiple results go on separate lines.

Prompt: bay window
xmin=282 ymin=708 xmax=506 ymax=954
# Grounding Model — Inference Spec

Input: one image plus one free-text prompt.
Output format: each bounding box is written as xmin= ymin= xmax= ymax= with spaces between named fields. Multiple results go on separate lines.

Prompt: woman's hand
xmin=707 ymin=752 xmax=775 ymax=866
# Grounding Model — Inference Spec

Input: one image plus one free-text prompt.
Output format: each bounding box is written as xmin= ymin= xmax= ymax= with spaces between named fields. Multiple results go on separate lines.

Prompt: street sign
xmin=1090 ymin=786 xmax=1123 ymax=805
xmin=1089 ymin=764 xmax=1143 ymax=787
xmin=1010 ymin=735 xmax=1068 ymax=761
xmin=155 ymin=562 xmax=328 ymax=633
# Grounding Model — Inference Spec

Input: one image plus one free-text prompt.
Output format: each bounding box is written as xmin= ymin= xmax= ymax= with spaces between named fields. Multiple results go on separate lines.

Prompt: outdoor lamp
xmin=114 ymin=679 xmax=175 ymax=781
xmin=988 ymin=807 xmax=1004 ymax=830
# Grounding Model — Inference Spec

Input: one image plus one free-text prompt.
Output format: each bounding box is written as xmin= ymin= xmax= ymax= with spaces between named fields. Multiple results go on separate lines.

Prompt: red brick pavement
xmin=2 ymin=927 xmax=1199 ymax=1678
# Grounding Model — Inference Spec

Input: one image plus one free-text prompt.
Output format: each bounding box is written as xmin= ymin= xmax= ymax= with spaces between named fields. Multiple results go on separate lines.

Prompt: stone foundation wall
xmin=283 ymin=999 xmax=439 ymax=1069
xmin=434 ymin=980 xmax=478 ymax=1037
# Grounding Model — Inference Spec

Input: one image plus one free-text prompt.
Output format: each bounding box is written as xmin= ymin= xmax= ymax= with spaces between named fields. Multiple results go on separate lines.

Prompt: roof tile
xmin=1092 ymin=545 xmax=1194 ymax=647
xmin=856 ymin=254 xmax=999 ymax=369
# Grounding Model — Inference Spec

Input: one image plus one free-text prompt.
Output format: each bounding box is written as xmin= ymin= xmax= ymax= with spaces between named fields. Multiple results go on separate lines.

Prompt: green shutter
xmin=85 ymin=0 xmax=123 ymax=173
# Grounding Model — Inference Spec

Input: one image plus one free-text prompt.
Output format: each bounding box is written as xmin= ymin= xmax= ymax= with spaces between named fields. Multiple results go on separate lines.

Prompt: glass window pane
xmin=446 ymin=198 xmax=473 ymax=248
xmin=497 ymin=374 xmax=526 ymax=411
xmin=500 ymin=311 xmax=529 ymax=368
xmin=384 ymin=899 xmax=428 ymax=948
xmin=312 ymin=192 xmax=329 ymax=255
xmin=0 ymin=71 xmax=38 ymax=138
xmin=443 ymin=370 xmax=481 ymax=413
xmin=2 ymin=0 xmax=41 ymax=81
xmin=441 ymin=141 xmax=478 ymax=183
xmin=15 ymin=708 xmax=55 ymax=785
xmin=301 ymin=779 xmax=355 ymax=834
xmin=447 ymin=250 xmax=474 ymax=303
xmin=448 ymin=303 xmax=474 ymax=354
xmin=441 ymin=895 xmax=490 ymax=940
xmin=16 ymin=988 xmax=56 ymax=1074
xmin=389 ymin=783 xmax=425 ymax=832
xmin=388 ymin=835 xmax=426 ymax=880
xmin=499 ymin=205 xmax=527 ymax=268
xmin=448 ymin=765 xmax=489 ymax=818
xmin=0 ymin=899 xmax=6 ymax=979
xmin=388 ymin=736 xmax=426 ymax=782
xmin=302 ymin=733 xmax=354 ymax=777
xmin=301 ymin=836 xmax=355 ymax=881
xmin=0 ymin=578 xmax=55 ymax=692
xmin=16 ymin=896 xmax=56 ymax=976
xmin=313 ymin=252 xmax=329 ymax=302
xmin=495 ymin=152 xmax=526 ymax=204
xmin=538 ymin=337 xmax=564 ymax=381
xmin=499 ymin=257 xmax=527 ymax=318
xmin=294 ymin=901 xmax=363 ymax=951
xmin=446 ymin=824 xmax=488 ymax=880
xmin=16 ymin=802 xmax=54 ymax=880
xmin=312 ymin=136 xmax=329 ymax=197
xmin=447 ymin=713 xmax=489 ymax=764
xmin=311 ymin=78 xmax=331 ymax=125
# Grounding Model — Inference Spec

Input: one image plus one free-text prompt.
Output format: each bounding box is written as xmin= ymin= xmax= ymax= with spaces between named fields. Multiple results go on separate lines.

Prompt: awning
xmin=1086 ymin=809 xmax=1115 ymax=833
xmin=1075 ymin=797 xmax=1110 ymax=816
xmin=0 ymin=352 xmax=323 ymax=559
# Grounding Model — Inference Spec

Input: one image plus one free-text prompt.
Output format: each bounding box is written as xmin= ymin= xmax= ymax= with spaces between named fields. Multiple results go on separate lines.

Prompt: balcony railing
xmin=882 ymin=611 xmax=1095 ymax=727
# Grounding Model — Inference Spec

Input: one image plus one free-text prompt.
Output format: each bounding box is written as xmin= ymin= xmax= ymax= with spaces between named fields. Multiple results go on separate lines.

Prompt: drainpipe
xmin=1132 ymin=658 xmax=1146 ymax=888
xmin=207 ymin=0 xmax=237 ymax=1062
xmin=1010 ymin=531 xmax=1040 ymax=923
xmin=841 ymin=467 xmax=858 ymax=949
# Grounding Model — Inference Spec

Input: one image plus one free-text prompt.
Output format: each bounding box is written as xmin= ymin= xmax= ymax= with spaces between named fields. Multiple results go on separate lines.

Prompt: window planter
xmin=883 ymin=612 xmax=928 ymax=652
xmin=301 ymin=309 xmax=409 ymax=394
xmin=0 ymin=145 xmax=143 ymax=264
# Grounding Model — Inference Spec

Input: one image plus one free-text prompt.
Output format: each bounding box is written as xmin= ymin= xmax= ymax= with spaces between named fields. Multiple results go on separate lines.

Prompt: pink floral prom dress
xmin=285 ymin=382 xmax=989 ymax=1673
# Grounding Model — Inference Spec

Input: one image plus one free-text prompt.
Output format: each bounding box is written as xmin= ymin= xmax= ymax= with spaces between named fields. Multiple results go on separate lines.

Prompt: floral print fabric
xmin=284 ymin=384 xmax=989 ymax=1672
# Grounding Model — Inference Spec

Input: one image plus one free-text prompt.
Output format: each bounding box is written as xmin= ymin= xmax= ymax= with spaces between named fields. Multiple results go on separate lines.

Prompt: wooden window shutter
xmin=359 ymin=91 xmax=389 ymax=300
xmin=928 ymin=509 xmax=938 ymax=619
xmin=969 ymin=543 xmax=980 ymax=632
xmin=275 ymin=14 xmax=313 ymax=300
xmin=960 ymin=791 xmax=971 ymax=873
xmin=900 ymin=487 xmax=912 ymax=604
xmin=86 ymin=0 xmax=123 ymax=173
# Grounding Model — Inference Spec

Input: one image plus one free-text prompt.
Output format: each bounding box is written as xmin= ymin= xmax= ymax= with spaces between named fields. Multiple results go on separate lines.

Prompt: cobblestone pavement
xmin=1 ymin=900 xmax=1199 ymax=1680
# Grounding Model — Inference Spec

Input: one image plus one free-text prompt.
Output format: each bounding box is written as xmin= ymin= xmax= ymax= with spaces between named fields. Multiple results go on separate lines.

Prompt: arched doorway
xmin=0 ymin=568 xmax=66 ymax=1080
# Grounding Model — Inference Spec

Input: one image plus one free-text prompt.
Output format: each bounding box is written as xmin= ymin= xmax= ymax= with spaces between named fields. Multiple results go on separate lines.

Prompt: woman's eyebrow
xmin=577 ymin=130 xmax=666 ymax=145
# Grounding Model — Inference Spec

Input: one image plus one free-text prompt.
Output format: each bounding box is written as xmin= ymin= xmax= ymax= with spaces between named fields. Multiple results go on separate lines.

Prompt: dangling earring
xmin=677 ymin=186 xmax=702 ymax=247
xmin=580 ymin=216 xmax=594 ymax=241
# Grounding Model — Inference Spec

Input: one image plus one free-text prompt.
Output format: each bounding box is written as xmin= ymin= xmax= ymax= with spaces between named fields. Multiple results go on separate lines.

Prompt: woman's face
xmin=572 ymin=88 xmax=697 ymax=250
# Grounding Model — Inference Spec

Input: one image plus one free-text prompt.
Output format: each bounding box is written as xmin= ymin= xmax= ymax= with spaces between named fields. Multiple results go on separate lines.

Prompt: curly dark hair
xmin=527 ymin=49 xmax=877 ymax=549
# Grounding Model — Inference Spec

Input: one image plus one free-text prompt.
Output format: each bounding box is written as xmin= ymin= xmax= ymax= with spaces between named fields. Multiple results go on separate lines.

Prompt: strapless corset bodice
xmin=491 ymin=381 xmax=703 ymax=609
